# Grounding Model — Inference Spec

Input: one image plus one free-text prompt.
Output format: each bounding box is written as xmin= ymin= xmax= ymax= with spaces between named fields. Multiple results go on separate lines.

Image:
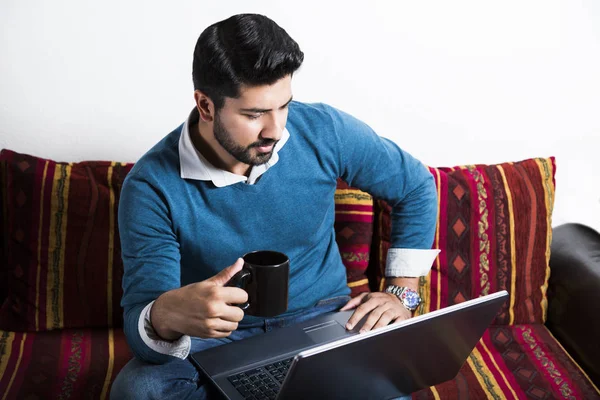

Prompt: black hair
xmin=192 ymin=14 xmax=304 ymax=110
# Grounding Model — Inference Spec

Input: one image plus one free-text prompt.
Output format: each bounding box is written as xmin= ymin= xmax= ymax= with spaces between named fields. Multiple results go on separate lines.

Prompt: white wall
xmin=1 ymin=0 xmax=599 ymax=232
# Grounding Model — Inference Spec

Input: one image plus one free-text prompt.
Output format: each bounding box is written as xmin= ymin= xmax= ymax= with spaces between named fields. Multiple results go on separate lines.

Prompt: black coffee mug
xmin=226 ymin=251 xmax=289 ymax=317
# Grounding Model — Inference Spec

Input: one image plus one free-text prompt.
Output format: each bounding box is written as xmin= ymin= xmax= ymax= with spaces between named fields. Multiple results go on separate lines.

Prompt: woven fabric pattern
xmin=0 ymin=149 xmax=133 ymax=331
xmin=0 ymin=328 xmax=131 ymax=399
xmin=3 ymin=151 xmax=598 ymax=399
xmin=334 ymin=180 xmax=374 ymax=297
xmin=371 ymin=157 xmax=556 ymax=325
xmin=1 ymin=326 xmax=597 ymax=399
xmin=413 ymin=324 xmax=599 ymax=399
xmin=0 ymin=150 xmax=372 ymax=331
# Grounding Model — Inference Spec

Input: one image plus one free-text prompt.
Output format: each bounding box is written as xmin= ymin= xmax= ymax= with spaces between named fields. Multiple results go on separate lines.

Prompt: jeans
xmin=110 ymin=296 xmax=411 ymax=400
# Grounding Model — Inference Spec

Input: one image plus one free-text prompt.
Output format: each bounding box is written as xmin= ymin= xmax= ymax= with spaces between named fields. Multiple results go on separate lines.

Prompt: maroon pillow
xmin=369 ymin=157 xmax=556 ymax=325
xmin=0 ymin=149 xmax=133 ymax=331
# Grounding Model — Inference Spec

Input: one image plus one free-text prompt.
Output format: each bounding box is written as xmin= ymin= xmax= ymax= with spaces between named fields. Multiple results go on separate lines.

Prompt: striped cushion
xmin=334 ymin=180 xmax=374 ymax=297
xmin=414 ymin=324 xmax=600 ymax=399
xmin=0 ymin=149 xmax=133 ymax=331
xmin=0 ymin=149 xmax=373 ymax=331
xmin=371 ymin=157 xmax=556 ymax=325
xmin=0 ymin=328 xmax=132 ymax=399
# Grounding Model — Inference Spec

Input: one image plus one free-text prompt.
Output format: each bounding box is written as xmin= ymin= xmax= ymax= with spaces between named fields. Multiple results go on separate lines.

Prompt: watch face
xmin=401 ymin=290 xmax=421 ymax=308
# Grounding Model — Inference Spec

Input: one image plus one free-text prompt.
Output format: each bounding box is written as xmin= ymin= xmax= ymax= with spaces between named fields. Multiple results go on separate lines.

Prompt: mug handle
xmin=225 ymin=269 xmax=251 ymax=311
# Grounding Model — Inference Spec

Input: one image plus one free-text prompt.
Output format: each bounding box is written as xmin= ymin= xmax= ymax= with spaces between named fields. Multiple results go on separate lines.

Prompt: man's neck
xmin=191 ymin=122 xmax=251 ymax=177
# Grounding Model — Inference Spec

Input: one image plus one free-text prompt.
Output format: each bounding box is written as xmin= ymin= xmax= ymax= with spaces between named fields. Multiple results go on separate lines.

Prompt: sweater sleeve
xmin=329 ymin=106 xmax=438 ymax=273
xmin=118 ymin=169 xmax=185 ymax=364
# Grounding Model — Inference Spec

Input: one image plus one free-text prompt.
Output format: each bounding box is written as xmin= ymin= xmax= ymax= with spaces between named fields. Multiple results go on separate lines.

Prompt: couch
xmin=0 ymin=148 xmax=598 ymax=399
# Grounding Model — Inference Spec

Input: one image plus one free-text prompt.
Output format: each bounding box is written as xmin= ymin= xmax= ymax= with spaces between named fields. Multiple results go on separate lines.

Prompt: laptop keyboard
xmin=227 ymin=357 xmax=293 ymax=400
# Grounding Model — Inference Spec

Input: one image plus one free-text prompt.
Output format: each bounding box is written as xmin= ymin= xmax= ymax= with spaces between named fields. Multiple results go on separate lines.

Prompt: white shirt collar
xmin=178 ymin=108 xmax=290 ymax=187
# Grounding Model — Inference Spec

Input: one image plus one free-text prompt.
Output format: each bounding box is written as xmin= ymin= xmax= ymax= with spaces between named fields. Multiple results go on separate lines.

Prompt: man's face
xmin=212 ymin=75 xmax=293 ymax=167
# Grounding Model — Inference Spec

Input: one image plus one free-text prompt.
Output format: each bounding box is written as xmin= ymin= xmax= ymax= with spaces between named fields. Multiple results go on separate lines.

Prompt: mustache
xmin=249 ymin=139 xmax=278 ymax=148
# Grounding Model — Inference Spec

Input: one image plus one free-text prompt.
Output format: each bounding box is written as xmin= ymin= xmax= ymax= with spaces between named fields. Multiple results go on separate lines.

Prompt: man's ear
xmin=194 ymin=90 xmax=215 ymax=122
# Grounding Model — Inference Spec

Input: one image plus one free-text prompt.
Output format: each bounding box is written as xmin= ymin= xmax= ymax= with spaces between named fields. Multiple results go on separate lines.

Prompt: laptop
xmin=190 ymin=290 xmax=509 ymax=400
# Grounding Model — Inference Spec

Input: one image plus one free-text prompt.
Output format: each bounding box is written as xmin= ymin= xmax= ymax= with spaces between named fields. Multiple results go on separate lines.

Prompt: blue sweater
xmin=118 ymin=101 xmax=437 ymax=363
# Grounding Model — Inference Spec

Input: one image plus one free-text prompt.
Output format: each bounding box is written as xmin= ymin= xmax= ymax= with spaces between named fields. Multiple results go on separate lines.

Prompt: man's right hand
xmin=150 ymin=258 xmax=249 ymax=341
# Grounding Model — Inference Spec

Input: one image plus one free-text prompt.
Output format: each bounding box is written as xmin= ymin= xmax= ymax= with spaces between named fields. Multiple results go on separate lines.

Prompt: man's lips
xmin=256 ymin=144 xmax=274 ymax=153
xmin=252 ymin=141 xmax=277 ymax=153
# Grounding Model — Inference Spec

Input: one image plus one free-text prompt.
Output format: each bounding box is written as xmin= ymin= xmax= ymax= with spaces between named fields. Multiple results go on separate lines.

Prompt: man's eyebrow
xmin=239 ymin=96 xmax=293 ymax=113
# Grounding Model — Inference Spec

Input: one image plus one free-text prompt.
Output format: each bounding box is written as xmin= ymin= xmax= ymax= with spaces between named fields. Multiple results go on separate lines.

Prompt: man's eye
xmin=246 ymin=114 xmax=261 ymax=120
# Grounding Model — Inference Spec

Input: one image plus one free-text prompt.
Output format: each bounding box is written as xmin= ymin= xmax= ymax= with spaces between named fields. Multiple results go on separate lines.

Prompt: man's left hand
xmin=340 ymin=292 xmax=411 ymax=332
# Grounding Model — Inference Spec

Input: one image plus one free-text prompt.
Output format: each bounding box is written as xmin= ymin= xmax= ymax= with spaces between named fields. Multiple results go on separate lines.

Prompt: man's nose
xmin=260 ymin=113 xmax=284 ymax=141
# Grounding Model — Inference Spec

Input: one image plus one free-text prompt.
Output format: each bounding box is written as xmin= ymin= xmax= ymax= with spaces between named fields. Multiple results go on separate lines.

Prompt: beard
xmin=213 ymin=114 xmax=277 ymax=166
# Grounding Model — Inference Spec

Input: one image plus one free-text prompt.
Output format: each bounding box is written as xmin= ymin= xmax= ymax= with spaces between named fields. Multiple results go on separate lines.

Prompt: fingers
xmin=206 ymin=258 xmax=245 ymax=286
xmin=219 ymin=302 xmax=246 ymax=323
xmin=187 ymin=303 xmax=244 ymax=338
xmin=346 ymin=293 xmax=411 ymax=332
xmin=200 ymin=290 xmax=246 ymax=322
xmin=340 ymin=293 xmax=368 ymax=311
xmin=345 ymin=294 xmax=379 ymax=330
xmin=173 ymin=259 xmax=251 ymax=339
xmin=218 ymin=286 xmax=249 ymax=306
xmin=392 ymin=310 xmax=412 ymax=324
xmin=361 ymin=306 xmax=397 ymax=332
xmin=208 ymin=318 xmax=239 ymax=334
xmin=195 ymin=318 xmax=240 ymax=339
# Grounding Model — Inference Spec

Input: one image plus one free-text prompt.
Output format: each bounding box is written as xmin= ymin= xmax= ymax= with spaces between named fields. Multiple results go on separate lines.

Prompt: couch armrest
xmin=547 ymin=223 xmax=600 ymax=384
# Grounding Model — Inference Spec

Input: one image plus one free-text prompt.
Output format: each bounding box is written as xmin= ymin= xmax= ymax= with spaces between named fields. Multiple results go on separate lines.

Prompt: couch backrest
xmin=0 ymin=148 xmax=555 ymax=331
xmin=368 ymin=158 xmax=556 ymax=325
xmin=0 ymin=149 xmax=375 ymax=332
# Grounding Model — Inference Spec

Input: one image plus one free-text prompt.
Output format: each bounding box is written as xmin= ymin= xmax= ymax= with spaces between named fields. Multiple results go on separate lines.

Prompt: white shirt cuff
xmin=138 ymin=301 xmax=191 ymax=359
xmin=385 ymin=248 xmax=441 ymax=277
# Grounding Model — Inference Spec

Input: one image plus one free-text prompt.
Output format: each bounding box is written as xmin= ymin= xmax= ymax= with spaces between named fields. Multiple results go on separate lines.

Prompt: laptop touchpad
xmin=303 ymin=320 xmax=349 ymax=343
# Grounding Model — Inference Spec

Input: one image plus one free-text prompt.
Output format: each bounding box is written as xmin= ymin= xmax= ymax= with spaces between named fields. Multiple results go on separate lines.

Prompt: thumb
xmin=207 ymin=258 xmax=245 ymax=287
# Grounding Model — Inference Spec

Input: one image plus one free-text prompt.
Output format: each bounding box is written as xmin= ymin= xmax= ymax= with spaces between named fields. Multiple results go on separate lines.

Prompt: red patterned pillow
xmin=370 ymin=157 xmax=556 ymax=325
xmin=334 ymin=180 xmax=374 ymax=297
xmin=0 ymin=149 xmax=133 ymax=331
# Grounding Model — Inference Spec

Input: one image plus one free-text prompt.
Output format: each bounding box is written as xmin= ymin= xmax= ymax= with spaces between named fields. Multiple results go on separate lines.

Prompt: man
xmin=111 ymin=13 xmax=439 ymax=400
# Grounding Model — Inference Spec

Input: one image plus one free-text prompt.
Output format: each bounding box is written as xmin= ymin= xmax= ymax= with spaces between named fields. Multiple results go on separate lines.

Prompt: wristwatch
xmin=385 ymin=285 xmax=422 ymax=311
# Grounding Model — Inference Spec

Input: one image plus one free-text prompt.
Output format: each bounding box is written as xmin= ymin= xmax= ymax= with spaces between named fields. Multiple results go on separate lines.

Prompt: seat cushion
xmin=370 ymin=157 xmax=556 ymax=325
xmin=0 ymin=328 xmax=132 ymax=399
xmin=414 ymin=324 xmax=600 ymax=399
xmin=2 ymin=326 xmax=597 ymax=399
